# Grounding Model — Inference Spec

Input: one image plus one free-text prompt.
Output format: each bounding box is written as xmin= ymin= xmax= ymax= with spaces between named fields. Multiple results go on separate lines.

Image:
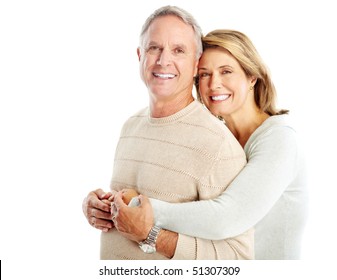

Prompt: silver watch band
xmin=139 ymin=225 xmax=161 ymax=253
xmin=145 ymin=225 xmax=161 ymax=245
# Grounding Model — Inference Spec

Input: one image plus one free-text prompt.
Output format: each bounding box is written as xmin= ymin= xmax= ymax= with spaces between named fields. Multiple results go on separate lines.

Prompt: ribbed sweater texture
xmin=100 ymin=101 xmax=253 ymax=259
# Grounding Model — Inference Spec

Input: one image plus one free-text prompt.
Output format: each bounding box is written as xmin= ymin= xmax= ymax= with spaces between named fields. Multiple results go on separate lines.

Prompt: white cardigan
xmin=150 ymin=115 xmax=308 ymax=259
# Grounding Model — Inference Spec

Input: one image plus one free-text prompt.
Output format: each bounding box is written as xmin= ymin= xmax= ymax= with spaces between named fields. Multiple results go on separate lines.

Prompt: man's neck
xmin=149 ymin=95 xmax=195 ymax=118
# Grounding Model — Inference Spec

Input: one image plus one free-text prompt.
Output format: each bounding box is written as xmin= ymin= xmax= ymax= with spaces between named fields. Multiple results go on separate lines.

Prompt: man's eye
xmin=147 ymin=46 xmax=160 ymax=53
xmin=174 ymin=48 xmax=184 ymax=54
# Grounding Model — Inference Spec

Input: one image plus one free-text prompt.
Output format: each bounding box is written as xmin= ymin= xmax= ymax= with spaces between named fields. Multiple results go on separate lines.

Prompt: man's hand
xmin=82 ymin=188 xmax=114 ymax=232
xmin=112 ymin=192 xmax=153 ymax=242
xmin=112 ymin=190 xmax=178 ymax=258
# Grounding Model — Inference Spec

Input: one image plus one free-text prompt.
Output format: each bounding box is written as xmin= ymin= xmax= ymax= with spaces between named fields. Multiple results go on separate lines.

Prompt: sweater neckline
xmin=147 ymin=100 xmax=199 ymax=125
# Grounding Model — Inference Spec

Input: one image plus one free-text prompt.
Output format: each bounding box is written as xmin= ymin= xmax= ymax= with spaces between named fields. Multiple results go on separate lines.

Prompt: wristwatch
xmin=139 ymin=225 xmax=161 ymax=253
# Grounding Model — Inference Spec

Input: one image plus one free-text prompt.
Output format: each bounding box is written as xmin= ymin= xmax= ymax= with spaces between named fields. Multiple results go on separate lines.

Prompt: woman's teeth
xmin=211 ymin=95 xmax=229 ymax=101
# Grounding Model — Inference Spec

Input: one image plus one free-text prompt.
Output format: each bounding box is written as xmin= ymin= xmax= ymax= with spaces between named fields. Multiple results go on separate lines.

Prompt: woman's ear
xmin=251 ymin=76 xmax=257 ymax=87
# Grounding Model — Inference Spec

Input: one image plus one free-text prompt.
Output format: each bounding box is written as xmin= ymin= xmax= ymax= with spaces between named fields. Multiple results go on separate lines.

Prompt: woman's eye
xmin=199 ymin=73 xmax=210 ymax=78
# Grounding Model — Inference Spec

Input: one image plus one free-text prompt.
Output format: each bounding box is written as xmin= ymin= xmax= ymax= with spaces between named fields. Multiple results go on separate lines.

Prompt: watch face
xmin=140 ymin=243 xmax=156 ymax=254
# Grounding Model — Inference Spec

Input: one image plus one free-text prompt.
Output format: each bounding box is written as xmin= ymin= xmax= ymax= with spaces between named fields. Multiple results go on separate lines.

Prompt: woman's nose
xmin=209 ymin=74 xmax=222 ymax=90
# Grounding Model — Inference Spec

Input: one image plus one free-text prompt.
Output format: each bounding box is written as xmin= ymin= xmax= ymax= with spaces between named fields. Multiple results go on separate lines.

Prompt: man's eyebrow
xmin=172 ymin=43 xmax=187 ymax=49
xmin=145 ymin=41 xmax=160 ymax=47
xmin=145 ymin=42 xmax=188 ymax=49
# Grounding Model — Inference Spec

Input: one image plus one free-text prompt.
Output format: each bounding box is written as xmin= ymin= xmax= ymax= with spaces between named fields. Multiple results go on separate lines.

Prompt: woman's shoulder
xmin=255 ymin=114 xmax=297 ymax=137
xmin=260 ymin=114 xmax=296 ymax=131
xmin=245 ymin=115 xmax=298 ymax=153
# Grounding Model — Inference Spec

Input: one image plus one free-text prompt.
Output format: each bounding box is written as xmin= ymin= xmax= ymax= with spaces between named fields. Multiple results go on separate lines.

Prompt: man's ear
xmin=193 ymin=60 xmax=198 ymax=78
xmin=137 ymin=47 xmax=141 ymax=61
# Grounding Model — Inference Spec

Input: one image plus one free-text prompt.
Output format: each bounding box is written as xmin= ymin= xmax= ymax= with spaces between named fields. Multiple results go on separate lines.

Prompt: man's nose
xmin=156 ymin=49 xmax=173 ymax=66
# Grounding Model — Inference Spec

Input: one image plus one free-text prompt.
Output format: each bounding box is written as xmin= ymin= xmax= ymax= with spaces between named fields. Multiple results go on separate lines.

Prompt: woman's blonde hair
xmin=196 ymin=29 xmax=288 ymax=115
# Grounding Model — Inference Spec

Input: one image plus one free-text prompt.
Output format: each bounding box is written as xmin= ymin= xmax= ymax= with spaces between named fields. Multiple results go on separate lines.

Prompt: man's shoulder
xmin=185 ymin=103 xmax=244 ymax=154
xmin=118 ymin=107 xmax=149 ymax=134
xmin=123 ymin=107 xmax=148 ymax=123
xmin=186 ymin=103 xmax=232 ymax=136
xmin=130 ymin=107 xmax=149 ymax=118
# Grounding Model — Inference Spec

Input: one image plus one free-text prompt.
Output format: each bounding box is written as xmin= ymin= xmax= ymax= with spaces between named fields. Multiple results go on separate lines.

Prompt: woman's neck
xmin=224 ymin=110 xmax=270 ymax=148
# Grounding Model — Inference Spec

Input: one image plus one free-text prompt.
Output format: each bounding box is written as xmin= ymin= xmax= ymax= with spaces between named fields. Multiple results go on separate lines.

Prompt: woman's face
xmin=198 ymin=47 xmax=255 ymax=118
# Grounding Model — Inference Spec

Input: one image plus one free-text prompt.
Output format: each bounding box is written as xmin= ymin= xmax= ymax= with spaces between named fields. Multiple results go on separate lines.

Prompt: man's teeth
xmin=154 ymin=73 xmax=176 ymax=79
xmin=211 ymin=95 xmax=229 ymax=101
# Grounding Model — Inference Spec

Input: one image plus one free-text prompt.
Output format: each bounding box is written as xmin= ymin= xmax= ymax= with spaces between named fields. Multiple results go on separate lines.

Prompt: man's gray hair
xmin=139 ymin=5 xmax=203 ymax=59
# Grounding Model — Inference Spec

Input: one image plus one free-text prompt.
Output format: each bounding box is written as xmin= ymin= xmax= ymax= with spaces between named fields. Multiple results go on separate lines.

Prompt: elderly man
xmin=82 ymin=5 xmax=253 ymax=260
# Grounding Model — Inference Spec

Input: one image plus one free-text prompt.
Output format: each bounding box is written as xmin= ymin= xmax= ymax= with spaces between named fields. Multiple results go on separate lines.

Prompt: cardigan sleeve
xmin=171 ymin=228 xmax=254 ymax=259
xmin=151 ymin=126 xmax=299 ymax=240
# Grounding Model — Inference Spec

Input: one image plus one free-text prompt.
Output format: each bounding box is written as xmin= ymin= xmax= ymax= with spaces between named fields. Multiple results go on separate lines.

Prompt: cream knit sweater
xmin=100 ymin=101 xmax=254 ymax=260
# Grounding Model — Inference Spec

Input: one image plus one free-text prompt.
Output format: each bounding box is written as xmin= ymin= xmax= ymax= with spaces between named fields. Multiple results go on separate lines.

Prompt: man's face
xmin=138 ymin=15 xmax=198 ymax=103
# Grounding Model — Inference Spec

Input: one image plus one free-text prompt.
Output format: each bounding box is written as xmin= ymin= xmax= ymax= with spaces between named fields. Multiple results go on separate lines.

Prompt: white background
xmin=1 ymin=0 xmax=336 ymax=279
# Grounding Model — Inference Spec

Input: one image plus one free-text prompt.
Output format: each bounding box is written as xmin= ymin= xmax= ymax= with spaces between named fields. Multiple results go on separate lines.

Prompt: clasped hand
xmin=82 ymin=188 xmax=154 ymax=242
xmin=112 ymin=191 xmax=154 ymax=242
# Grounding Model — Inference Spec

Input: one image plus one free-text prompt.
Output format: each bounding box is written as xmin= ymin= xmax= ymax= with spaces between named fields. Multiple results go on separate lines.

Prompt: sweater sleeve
xmin=150 ymin=126 xmax=299 ymax=240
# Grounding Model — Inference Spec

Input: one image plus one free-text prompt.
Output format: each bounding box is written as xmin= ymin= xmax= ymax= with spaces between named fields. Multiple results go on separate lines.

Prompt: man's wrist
xmin=156 ymin=230 xmax=178 ymax=259
xmin=139 ymin=225 xmax=161 ymax=254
